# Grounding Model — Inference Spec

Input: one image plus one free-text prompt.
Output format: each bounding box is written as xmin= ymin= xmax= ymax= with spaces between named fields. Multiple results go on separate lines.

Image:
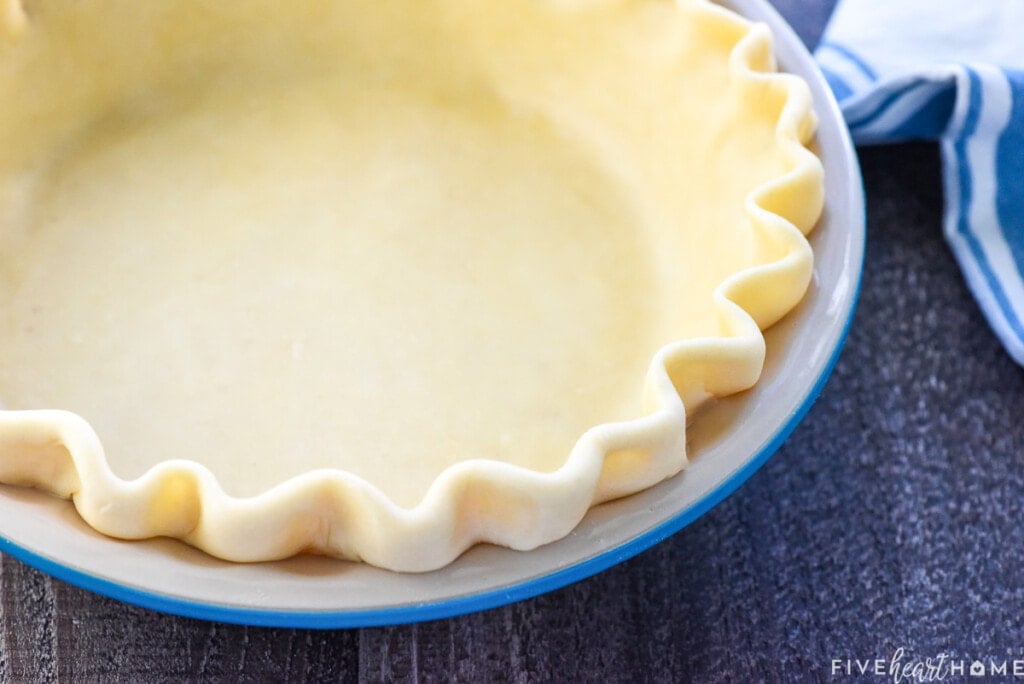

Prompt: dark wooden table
xmin=6 ymin=1 xmax=1024 ymax=680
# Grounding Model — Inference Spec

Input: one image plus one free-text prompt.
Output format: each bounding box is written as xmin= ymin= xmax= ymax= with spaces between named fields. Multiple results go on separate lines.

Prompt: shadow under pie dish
xmin=0 ymin=0 xmax=822 ymax=572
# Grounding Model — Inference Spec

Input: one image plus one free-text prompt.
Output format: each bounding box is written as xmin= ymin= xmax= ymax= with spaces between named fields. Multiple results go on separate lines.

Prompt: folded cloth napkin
xmin=814 ymin=0 xmax=1024 ymax=365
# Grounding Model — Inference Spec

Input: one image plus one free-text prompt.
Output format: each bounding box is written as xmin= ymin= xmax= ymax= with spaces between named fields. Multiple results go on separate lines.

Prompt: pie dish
xmin=0 ymin=0 xmax=822 ymax=571
xmin=0 ymin=0 xmax=861 ymax=627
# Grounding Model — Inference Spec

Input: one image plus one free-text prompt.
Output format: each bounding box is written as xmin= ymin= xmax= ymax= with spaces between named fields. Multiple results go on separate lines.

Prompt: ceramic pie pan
xmin=0 ymin=0 xmax=863 ymax=628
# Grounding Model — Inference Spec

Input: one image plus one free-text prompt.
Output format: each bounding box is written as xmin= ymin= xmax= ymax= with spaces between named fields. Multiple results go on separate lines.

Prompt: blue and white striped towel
xmin=815 ymin=0 xmax=1024 ymax=365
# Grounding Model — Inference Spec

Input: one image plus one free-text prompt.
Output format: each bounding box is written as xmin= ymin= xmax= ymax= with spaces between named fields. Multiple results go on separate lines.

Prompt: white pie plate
xmin=0 ymin=0 xmax=863 ymax=628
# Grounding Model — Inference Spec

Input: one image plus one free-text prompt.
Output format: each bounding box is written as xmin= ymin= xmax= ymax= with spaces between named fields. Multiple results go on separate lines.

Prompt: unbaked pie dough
xmin=0 ymin=0 xmax=822 ymax=570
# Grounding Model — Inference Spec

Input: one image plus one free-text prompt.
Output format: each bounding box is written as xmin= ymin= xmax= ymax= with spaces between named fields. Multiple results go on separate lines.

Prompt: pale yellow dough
xmin=0 ymin=0 xmax=822 ymax=570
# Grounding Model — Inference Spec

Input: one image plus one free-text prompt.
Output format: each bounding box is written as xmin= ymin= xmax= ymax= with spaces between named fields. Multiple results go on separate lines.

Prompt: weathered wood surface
xmin=6 ymin=2 xmax=1024 ymax=680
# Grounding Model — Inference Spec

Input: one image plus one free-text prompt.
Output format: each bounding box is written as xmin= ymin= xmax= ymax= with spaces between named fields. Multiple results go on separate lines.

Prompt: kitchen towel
xmin=815 ymin=0 xmax=1024 ymax=365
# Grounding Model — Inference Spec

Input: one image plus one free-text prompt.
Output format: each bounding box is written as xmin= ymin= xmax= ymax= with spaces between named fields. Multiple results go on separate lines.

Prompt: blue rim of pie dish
xmin=0 ymin=0 xmax=865 ymax=629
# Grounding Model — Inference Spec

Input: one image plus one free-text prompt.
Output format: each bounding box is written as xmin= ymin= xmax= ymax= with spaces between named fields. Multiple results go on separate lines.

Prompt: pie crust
xmin=0 ymin=0 xmax=822 ymax=571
